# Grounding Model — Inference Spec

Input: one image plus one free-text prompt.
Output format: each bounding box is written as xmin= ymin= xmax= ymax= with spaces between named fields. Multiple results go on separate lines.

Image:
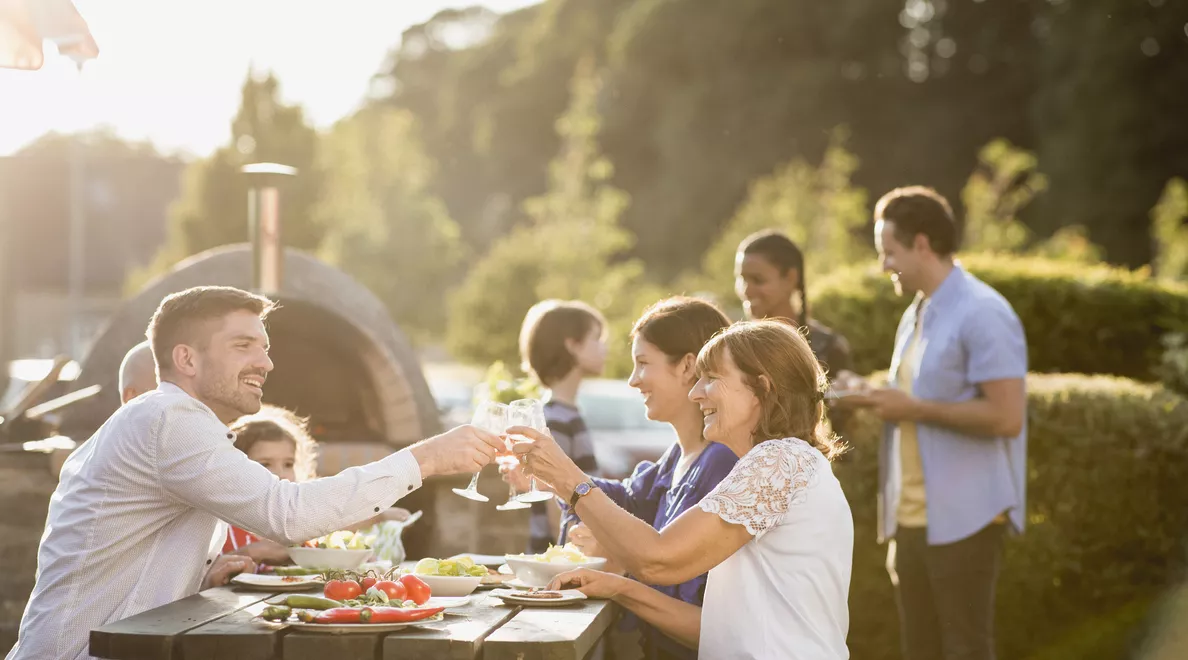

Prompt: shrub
xmin=835 ymin=373 xmax=1188 ymax=659
xmin=811 ymin=254 xmax=1188 ymax=380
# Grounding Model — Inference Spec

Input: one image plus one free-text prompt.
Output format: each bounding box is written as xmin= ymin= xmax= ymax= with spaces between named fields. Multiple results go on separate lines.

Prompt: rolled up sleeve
xmin=155 ymin=399 xmax=421 ymax=545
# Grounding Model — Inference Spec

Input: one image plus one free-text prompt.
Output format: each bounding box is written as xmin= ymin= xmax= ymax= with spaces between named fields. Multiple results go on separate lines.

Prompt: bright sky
xmin=0 ymin=0 xmax=536 ymax=158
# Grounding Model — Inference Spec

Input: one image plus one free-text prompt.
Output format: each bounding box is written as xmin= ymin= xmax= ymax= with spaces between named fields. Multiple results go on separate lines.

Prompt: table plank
xmin=181 ymin=598 xmax=282 ymax=660
xmin=90 ymin=586 xmax=277 ymax=660
xmin=282 ymin=628 xmax=384 ymax=660
xmin=483 ymin=599 xmax=616 ymax=660
xmin=382 ymin=593 xmax=521 ymax=660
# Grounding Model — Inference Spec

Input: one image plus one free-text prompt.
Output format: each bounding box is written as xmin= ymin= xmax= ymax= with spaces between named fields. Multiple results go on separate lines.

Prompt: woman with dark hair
xmin=735 ymin=229 xmax=854 ymax=379
xmin=512 ymin=321 xmax=854 ymax=659
xmin=505 ymin=296 xmax=738 ymax=660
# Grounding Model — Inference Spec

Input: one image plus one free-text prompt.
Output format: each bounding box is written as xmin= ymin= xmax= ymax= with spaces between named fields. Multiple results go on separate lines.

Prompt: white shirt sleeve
xmin=698 ymin=438 xmax=821 ymax=540
xmin=153 ymin=397 xmax=422 ymax=545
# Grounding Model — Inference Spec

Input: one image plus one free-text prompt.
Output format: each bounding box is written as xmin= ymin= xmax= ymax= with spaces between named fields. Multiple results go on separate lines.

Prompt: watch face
xmin=576 ymin=483 xmax=591 ymax=496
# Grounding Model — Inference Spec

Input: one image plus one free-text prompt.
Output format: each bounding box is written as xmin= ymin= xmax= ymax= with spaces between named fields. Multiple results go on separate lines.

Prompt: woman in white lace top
xmin=512 ymin=320 xmax=854 ymax=659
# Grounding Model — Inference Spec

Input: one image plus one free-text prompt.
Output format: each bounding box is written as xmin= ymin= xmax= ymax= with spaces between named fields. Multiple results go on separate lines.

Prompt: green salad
xmin=413 ymin=556 xmax=488 ymax=578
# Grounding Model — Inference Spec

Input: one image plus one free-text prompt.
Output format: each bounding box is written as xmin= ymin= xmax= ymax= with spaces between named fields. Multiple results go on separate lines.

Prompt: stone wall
xmin=1 ymin=452 xmax=56 ymax=652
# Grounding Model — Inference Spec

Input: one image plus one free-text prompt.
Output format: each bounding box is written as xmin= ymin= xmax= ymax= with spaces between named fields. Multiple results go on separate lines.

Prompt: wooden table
xmin=90 ymin=586 xmax=617 ymax=660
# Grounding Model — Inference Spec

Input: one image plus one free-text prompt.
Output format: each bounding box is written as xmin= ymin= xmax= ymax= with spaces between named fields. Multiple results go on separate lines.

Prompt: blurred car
xmin=422 ymin=364 xmax=675 ymax=480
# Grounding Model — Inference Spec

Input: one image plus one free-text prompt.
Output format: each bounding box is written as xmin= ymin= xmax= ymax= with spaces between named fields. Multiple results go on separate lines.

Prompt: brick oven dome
xmin=59 ymin=244 xmax=441 ymax=450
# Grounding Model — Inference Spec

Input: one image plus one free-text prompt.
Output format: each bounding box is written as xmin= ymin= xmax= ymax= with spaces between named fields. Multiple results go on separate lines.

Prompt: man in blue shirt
xmin=861 ymin=186 xmax=1027 ymax=660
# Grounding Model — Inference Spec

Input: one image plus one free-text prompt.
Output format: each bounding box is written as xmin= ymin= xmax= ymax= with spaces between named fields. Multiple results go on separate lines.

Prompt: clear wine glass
xmin=494 ymin=439 xmax=531 ymax=511
xmin=452 ymin=400 xmax=507 ymax=502
xmin=507 ymin=398 xmax=554 ymax=504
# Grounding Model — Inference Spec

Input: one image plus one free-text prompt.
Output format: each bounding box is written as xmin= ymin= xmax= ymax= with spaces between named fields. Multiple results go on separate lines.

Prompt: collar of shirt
xmin=156 ymin=381 xmax=235 ymax=441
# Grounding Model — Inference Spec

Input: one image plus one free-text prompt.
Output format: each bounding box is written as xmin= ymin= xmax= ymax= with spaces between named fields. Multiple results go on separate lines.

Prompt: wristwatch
xmin=569 ymin=480 xmax=597 ymax=508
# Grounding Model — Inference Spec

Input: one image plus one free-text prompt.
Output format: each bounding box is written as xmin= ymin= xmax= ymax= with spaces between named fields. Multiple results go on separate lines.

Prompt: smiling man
xmin=864 ymin=187 xmax=1027 ymax=660
xmin=9 ymin=286 xmax=505 ymax=660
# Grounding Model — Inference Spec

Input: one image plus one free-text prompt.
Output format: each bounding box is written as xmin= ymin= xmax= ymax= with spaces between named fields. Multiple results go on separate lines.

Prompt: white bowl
xmin=286 ymin=546 xmax=372 ymax=570
xmin=503 ymin=555 xmax=608 ymax=588
xmin=410 ymin=574 xmax=482 ymax=597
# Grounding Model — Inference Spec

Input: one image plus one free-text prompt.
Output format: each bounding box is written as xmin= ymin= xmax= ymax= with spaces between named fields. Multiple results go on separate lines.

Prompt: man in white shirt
xmin=8 ymin=286 xmax=505 ymax=660
xmin=117 ymin=340 xmax=157 ymax=404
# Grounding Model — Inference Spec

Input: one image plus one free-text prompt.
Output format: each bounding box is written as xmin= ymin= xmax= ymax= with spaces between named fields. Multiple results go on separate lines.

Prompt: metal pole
xmin=67 ymin=113 xmax=85 ymax=358
xmin=241 ymin=163 xmax=296 ymax=296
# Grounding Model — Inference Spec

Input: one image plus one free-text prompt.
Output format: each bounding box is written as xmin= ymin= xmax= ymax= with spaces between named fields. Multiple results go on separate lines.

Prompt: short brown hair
xmin=231 ymin=405 xmax=318 ymax=481
xmin=875 ymin=186 xmax=958 ymax=256
xmin=632 ymin=297 xmax=731 ymax=363
xmin=146 ymin=286 xmax=275 ymax=374
xmin=697 ymin=320 xmax=845 ymax=460
xmin=519 ymin=300 xmax=606 ymax=385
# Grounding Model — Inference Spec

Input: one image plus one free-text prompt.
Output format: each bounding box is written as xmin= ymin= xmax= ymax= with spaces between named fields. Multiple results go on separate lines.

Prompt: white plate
xmin=231 ymin=573 xmax=323 ymax=591
xmin=490 ymin=588 xmax=587 ymax=607
xmin=448 ymin=553 xmax=506 ymax=567
xmin=425 ymin=596 xmax=470 ymax=609
xmin=283 ymin=612 xmax=445 ymax=634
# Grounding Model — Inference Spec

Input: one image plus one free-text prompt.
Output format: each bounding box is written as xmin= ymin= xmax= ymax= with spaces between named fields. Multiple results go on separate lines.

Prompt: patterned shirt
xmin=8 ymin=382 xmax=422 ymax=660
xmin=528 ymin=398 xmax=598 ymax=552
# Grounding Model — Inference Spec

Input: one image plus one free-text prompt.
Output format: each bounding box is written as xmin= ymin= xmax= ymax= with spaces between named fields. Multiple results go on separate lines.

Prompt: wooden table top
xmin=89 ymin=586 xmax=616 ymax=660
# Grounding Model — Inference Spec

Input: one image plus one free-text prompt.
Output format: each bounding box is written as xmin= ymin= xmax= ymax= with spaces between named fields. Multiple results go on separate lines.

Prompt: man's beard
xmin=197 ymin=371 xmax=263 ymax=418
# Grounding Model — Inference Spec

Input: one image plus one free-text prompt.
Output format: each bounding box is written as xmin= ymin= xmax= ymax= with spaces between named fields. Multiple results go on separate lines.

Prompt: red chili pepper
xmin=365 ymin=606 xmax=445 ymax=624
xmin=313 ymin=607 xmax=372 ymax=624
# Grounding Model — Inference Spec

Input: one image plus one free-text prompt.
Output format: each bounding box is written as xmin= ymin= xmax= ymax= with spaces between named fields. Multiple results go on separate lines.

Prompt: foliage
xmin=811 ymin=254 xmax=1188 ymax=379
xmin=371 ymin=0 xmax=1188 ymax=279
xmin=445 ymin=57 xmax=662 ymax=378
xmin=479 ymin=361 xmax=542 ymax=405
xmin=126 ymin=72 xmax=324 ymax=293
xmin=313 ymin=106 xmax=463 ymax=340
xmin=836 ymin=374 xmax=1188 ymax=659
xmin=1156 ymin=333 xmax=1188 ymax=398
xmin=961 ymin=138 xmax=1045 ymax=254
xmin=1151 ymin=178 xmax=1188 ymax=282
xmin=693 ymin=129 xmax=871 ymax=316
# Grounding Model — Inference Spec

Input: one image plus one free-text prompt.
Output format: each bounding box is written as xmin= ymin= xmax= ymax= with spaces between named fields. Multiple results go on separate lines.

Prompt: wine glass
xmin=507 ymin=399 xmax=554 ymax=503
xmin=494 ymin=442 xmax=531 ymax=511
xmin=452 ymin=401 xmax=507 ymax=502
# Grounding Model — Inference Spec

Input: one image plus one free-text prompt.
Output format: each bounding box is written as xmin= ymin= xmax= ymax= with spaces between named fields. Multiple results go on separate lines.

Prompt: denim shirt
xmin=879 ymin=264 xmax=1028 ymax=546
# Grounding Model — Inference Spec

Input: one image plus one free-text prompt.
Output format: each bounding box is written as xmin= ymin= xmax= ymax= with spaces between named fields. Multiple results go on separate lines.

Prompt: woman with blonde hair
xmin=512 ymin=321 xmax=854 ymax=659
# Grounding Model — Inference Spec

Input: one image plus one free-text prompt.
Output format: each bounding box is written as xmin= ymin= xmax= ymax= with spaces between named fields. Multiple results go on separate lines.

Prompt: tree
xmin=126 ymin=71 xmax=323 ymax=292
xmin=960 ymin=139 xmax=1044 ymax=254
xmin=313 ymin=107 xmax=463 ymax=339
xmin=693 ymin=129 xmax=871 ymax=314
xmin=447 ymin=57 xmax=659 ymax=377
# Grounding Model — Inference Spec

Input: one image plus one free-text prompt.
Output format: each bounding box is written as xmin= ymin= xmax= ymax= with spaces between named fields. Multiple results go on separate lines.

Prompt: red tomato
xmin=375 ymin=580 xmax=407 ymax=602
xmin=360 ymin=576 xmax=378 ymax=591
xmin=324 ymin=579 xmax=362 ymax=602
xmin=397 ymin=574 xmax=431 ymax=605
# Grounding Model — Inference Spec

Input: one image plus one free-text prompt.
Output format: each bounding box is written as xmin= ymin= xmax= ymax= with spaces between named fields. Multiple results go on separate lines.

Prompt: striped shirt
xmin=528 ymin=399 xmax=598 ymax=552
xmin=8 ymin=382 xmax=422 ymax=660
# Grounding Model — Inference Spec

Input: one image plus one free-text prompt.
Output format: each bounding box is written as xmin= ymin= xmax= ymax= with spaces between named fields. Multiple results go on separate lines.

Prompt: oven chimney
xmin=241 ymin=162 xmax=297 ymax=296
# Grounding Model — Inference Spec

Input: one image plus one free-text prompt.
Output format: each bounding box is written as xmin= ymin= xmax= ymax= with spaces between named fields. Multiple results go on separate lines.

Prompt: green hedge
xmin=811 ymin=255 xmax=1188 ymax=380
xmin=834 ymin=373 xmax=1188 ymax=660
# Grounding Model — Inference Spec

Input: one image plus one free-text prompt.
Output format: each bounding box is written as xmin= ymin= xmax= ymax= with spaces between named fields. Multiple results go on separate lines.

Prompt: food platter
xmin=231 ymin=573 xmax=323 ymax=591
xmin=490 ymin=588 xmax=587 ymax=607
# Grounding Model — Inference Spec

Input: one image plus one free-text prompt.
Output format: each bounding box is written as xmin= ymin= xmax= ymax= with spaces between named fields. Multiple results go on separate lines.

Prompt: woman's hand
xmin=507 ymin=426 xmax=588 ymax=499
xmin=548 ymin=568 xmax=633 ymax=600
xmin=567 ymin=524 xmax=625 ymax=575
xmin=499 ymin=458 xmax=534 ymax=493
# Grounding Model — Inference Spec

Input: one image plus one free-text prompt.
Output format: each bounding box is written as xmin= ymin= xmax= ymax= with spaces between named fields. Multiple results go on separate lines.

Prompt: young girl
xmin=222 ymin=405 xmax=409 ymax=565
xmin=518 ymin=299 xmax=608 ymax=553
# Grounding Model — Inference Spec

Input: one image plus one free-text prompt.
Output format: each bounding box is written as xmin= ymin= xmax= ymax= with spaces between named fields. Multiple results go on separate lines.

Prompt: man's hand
xmin=409 ymin=425 xmax=505 ymax=479
xmin=229 ymin=539 xmax=291 ymax=566
xmin=866 ymin=387 xmax=921 ymax=423
xmin=202 ymin=554 xmax=256 ymax=590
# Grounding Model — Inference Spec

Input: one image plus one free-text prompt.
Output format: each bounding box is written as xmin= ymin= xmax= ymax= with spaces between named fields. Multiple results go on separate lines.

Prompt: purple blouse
xmin=562 ymin=441 xmax=739 ymax=659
